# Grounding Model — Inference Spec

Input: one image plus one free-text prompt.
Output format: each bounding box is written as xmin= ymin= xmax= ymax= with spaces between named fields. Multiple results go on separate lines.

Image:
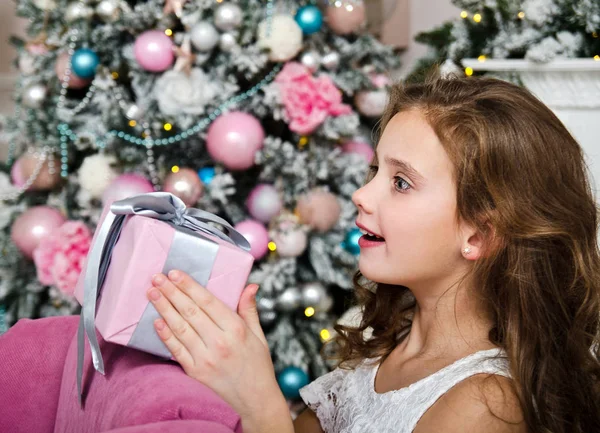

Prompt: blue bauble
xmin=277 ymin=366 xmax=310 ymax=400
xmin=295 ymin=5 xmax=323 ymax=35
xmin=343 ymin=227 xmax=362 ymax=255
xmin=71 ymin=48 xmax=100 ymax=79
xmin=198 ymin=167 xmax=216 ymax=185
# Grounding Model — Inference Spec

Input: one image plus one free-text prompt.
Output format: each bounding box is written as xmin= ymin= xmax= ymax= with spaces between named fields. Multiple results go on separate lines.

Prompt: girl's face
xmin=352 ymin=109 xmax=470 ymax=291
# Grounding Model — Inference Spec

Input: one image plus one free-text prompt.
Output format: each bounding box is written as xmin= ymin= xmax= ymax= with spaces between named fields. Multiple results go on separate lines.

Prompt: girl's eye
xmin=394 ymin=176 xmax=411 ymax=192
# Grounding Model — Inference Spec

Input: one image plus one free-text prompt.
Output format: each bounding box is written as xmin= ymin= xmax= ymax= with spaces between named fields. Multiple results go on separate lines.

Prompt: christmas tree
xmin=0 ymin=0 xmax=400 ymax=403
xmin=407 ymin=0 xmax=600 ymax=81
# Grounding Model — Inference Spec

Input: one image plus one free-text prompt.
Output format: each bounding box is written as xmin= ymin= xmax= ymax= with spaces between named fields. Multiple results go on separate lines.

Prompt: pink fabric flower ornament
xmin=33 ymin=220 xmax=92 ymax=295
xmin=275 ymin=62 xmax=352 ymax=135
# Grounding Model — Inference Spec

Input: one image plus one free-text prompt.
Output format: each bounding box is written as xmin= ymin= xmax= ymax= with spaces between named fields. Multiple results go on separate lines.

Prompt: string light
xmin=593 ymin=32 xmax=598 ymax=38
xmin=111 ymin=71 xmax=119 ymax=79
xmin=164 ymin=123 xmax=173 ymax=131
xmin=268 ymin=241 xmax=277 ymax=251
xmin=518 ymin=11 xmax=525 ymax=19
xmin=473 ymin=13 xmax=482 ymax=23
xmin=171 ymin=165 xmax=180 ymax=173
xmin=465 ymin=67 xmax=474 ymax=76
xmin=128 ymin=120 xmax=137 ymax=127
xmin=298 ymin=136 xmax=308 ymax=148
xmin=165 ymin=29 xmax=173 ymax=36
xmin=320 ymin=329 xmax=331 ymax=341
xmin=460 ymin=10 xmax=468 ymax=19
xmin=478 ymin=55 xmax=487 ymax=62
xmin=305 ymin=307 xmax=315 ymax=317
xmin=594 ymin=55 xmax=600 ymax=61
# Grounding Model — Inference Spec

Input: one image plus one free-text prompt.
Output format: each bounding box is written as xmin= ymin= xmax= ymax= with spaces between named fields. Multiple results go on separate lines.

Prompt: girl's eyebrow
xmin=381 ymin=154 xmax=426 ymax=184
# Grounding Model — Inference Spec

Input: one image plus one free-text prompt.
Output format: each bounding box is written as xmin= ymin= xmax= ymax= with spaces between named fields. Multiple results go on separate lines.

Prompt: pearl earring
xmin=463 ymin=246 xmax=472 ymax=255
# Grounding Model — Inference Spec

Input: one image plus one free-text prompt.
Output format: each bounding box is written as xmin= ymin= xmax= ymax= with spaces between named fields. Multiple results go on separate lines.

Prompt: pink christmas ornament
xmin=33 ymin=220 xmax=92 ymax=295
xmin=246 ymin=184 xmax=282 ymax=223
xmin=354 ymin=88 xmax=388 ymax=117
xmin=270 ymin=224 xmax=308 ymax=258
xmin=26 ymin=43 xmax=49 ymax=56
xmin=296 ymin=190 xmax=341 ymax=232
xmin=162 ymin=168 xmax=204 ymax=206
xmin=341 ymin=140 xmax=374 ymax=162
xmin=102 ymin=173 xmax=155 ymax=206
xmin=11 ymin=206 xmax=66 ymax=259
xmin=11 ymin=153 xmax=62 ymax=191
xmin=206 ymin=111 xmax=265 ymax=171
xmin=234 ymin=219 xmax=270 ymax=260
xmin=134 ymin=30 xmax=175 ymax=72
xmin=55 ymin=53 xmax=91 ymax=89
xmin=326 ymin=1 xmax=366 ymax=35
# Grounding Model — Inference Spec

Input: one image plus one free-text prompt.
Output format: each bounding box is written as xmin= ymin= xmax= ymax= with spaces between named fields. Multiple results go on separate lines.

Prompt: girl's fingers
xmin=151 ymin=273 xmax=222 ymax=345
xmin=147 ymin=283 xmax=207 ymax=352
xmin=153 ymin=318 xmax=195 ymax=370
xmin=165 ymin=270 xmax=245 ymax=333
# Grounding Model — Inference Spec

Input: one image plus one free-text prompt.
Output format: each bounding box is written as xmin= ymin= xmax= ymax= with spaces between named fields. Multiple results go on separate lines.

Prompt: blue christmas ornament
xmin=71 ymin=48 xmax=100 ymax=79
xmin=277 ymin=366 xmax=310 ymax=400
xmin=198 ymin=167 xmax=216 ymax=185
xmin=343 ymin=227 xmax=362 ymax=255
xmin=295 ymin=5 xmax=323 ymax=35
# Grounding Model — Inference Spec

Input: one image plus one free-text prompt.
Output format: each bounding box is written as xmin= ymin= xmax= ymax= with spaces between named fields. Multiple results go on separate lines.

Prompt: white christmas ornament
xmin=219 ymin=33 xmax=238 ymax=52
xmin=154 ymin=68 xmax=221 ymax=116
xmin=355 ymin=88 xmax=389 ymax=117
xmin=322 ymin=51 xmax=340 ymax=70
xmin=300 ymin=51 xmax=321 ymax=73
xmin=65 ymin=2 xmax=94 ymax=22
xmin=78 ymin=153 xmax=118 ymax=199
xmin=190 ymin=21 xmax=219 ymax=52
xmin=257 ymin=15 xmax=303 ymax=62
xmin=96 ymin=0 xmax=121 ymax=22
xmin=22 ymin=83 xmax=47 ymax=109
xmin=18 ymin=54 xmax=36 ymax=75
xmin=33 ymin=0 xmax=57 ymax=10
xmin=214 ymin=3 xmax=243 ymax=31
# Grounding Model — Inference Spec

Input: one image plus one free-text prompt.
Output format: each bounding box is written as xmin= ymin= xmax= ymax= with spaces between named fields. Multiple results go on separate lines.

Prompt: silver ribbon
xmin=77 ymin=192 xmax=250 ymax=405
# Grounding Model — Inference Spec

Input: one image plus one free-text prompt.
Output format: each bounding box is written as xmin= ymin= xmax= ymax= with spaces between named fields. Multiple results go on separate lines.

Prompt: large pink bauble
xmin=134 ymin=30 xmax=175 ymax=72
xmin=102 ymin=173 xmax=155 ymax=206
xmin=246 ymin=184 xmax=282 ymax=223
xmin=271 ymin=226 xmax=308 ymax=258
xmin=326 ymin=2 xmax=366 ymax=35
xmin=234 ymin=219 xmax=269 ymax=260
xmin=341 ymin=140 xmax=374 ymax=162
xmin=296 ymin=190 xmax=341 ymax=232
xmin=163 ymin=168 xmax=204 ymax=206
xmin=55 ymin=53 xmax=91 ymax=89
xmin=11 ymin=206 xmax=66 ymax=259
xmin=206 ymin=111 xmax=265 ymax=171
xmin=11 ymin=153 xmax=62 ymax=191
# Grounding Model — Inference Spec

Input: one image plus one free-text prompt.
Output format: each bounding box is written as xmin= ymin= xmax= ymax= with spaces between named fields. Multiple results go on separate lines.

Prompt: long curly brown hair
xmin=329 ymin=76 xmax=600 ymax=433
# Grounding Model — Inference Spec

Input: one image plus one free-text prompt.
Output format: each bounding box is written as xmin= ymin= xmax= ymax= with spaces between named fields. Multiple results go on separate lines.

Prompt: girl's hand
xmin=146 ymin=270 xmax=290 ymax=430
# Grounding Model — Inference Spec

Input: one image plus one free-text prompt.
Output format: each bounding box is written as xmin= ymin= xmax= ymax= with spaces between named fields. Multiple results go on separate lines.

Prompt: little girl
xmin=146 ymin=76 xmax=600 ymax=433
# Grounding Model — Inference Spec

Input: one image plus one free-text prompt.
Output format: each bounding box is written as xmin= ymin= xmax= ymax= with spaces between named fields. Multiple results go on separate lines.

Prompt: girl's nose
xmin=352 ymin=184 xmax=374 ymax=215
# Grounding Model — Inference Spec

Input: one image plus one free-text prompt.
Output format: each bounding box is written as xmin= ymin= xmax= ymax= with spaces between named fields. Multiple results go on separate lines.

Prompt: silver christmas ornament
xmin=190 ymin=21 xmax=219 ymax=52
xmin=22 ymin=83 xmax=47 ymax=109
xmin=276 ymin=287 xmax=302 ymax=312
xmin=219 ymin=33 xmax=237 ymax=52
xmin=214 ymin=3 xmax=243 ymax=31
xmin=95 ymin=0 xmax=120 ymax=22
xmin=300 ymin=51 xmax=321 ymax=73
xmin=322 ymin=51 xmax=340 ymax=70
xmin=301 ymin=282 xmax=333 ymax=312
xmin=65 ymin=2 xmax=94 ymax=22
xmin=259 ymin=310 xmax=277 ymax=326
xmin=124 ymin=103 xmax=142 ymax=120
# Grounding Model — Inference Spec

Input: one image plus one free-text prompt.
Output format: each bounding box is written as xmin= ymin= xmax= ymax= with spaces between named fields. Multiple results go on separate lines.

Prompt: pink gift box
xmin=74 ymin=195 xmax=254 ymax=360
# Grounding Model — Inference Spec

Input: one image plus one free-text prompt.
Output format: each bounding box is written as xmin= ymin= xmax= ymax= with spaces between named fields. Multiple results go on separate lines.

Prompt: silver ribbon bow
xmin=77 ymin=192 xmax=250 ymax=405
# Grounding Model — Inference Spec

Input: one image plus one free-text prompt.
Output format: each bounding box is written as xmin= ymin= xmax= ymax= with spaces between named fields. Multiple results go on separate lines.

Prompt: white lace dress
xmin=299 ymin=348 xmax=510 ymax=433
